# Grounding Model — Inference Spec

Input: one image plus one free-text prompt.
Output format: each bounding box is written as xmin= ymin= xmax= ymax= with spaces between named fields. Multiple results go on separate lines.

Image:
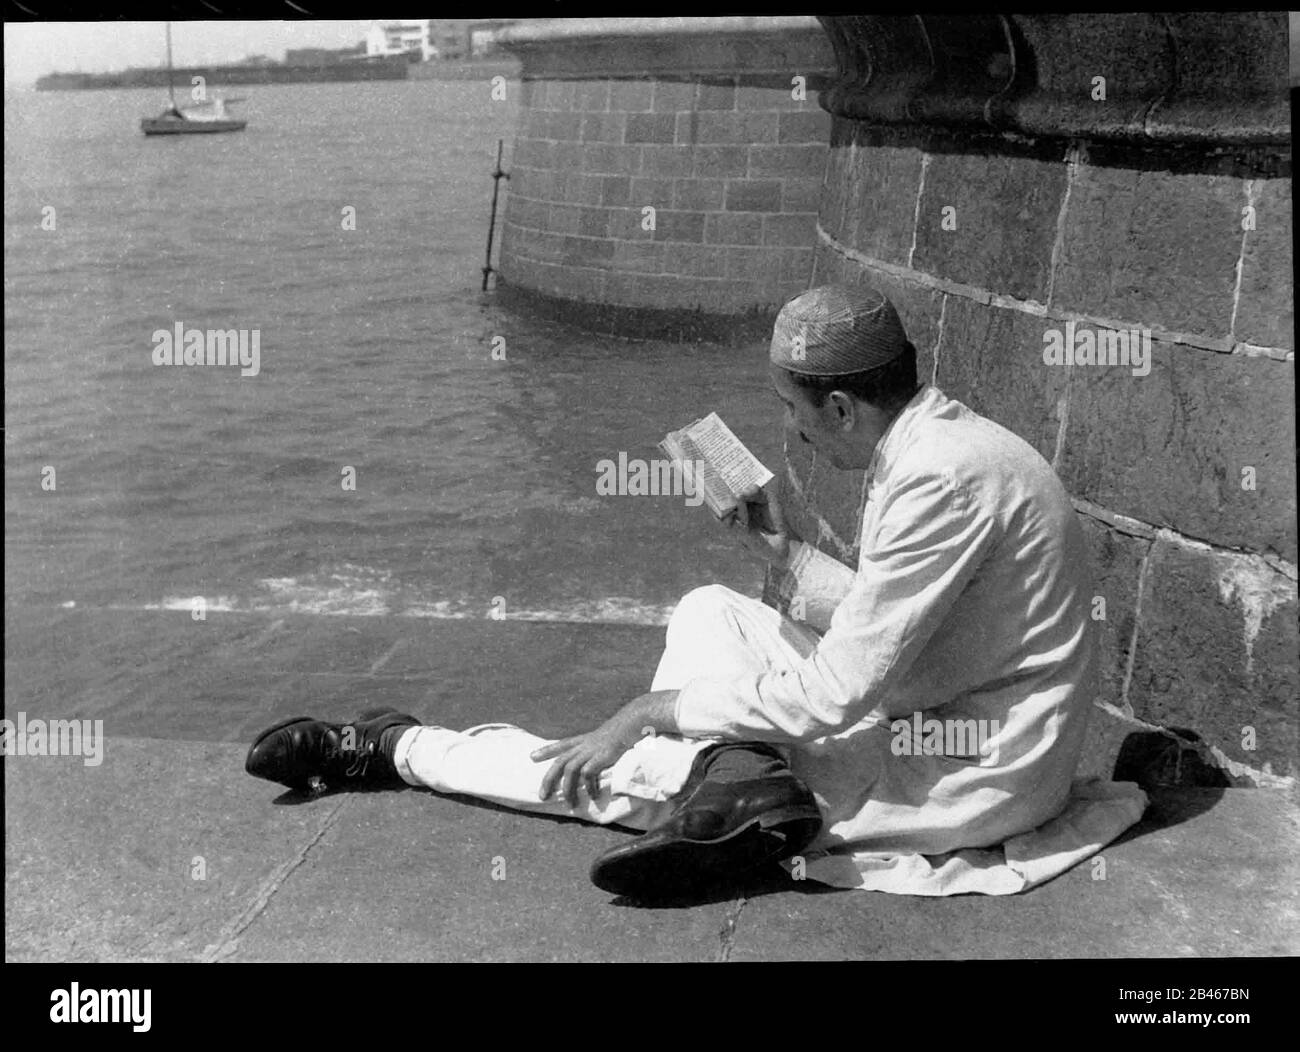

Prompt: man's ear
xmin=827 ymin=389 xmax=855 ymax=428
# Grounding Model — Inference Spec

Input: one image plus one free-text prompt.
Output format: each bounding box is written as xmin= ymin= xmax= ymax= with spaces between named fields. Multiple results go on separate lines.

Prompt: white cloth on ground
xmin=662 ymin=582 xmax=1146 ymax=894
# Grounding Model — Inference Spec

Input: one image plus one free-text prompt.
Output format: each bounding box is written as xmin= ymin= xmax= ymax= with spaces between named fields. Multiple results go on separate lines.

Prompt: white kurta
xmin=673 ymin=384 xmax=1147 ymax=885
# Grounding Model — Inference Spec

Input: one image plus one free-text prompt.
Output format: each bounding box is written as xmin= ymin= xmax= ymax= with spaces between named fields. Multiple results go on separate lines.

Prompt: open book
xmin=659 ymin=412 xmax=774 ymax=519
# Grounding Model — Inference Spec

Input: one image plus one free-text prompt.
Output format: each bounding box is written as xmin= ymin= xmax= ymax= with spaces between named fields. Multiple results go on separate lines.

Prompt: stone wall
xmin=778 ymin=14 xmax=1296 ymax=785
xmin=495 ymin=18 xmax=834 ymax=337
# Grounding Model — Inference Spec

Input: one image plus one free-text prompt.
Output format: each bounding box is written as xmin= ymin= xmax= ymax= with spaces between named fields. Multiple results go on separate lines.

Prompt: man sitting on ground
xmin=246 ymin=284 xmax=1140 ymax=900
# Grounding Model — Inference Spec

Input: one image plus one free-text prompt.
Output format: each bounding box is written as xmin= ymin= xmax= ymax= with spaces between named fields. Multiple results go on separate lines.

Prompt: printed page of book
xmin=659 ymin=427 xmax=740 ymax=518
xmin=684 ymin=412 xmax=774 ymax=498
xmin=675 ymin=431 xmax=736 ymax=517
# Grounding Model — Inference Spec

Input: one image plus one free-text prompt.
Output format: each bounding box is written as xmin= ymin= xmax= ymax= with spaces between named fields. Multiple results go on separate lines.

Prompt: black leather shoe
xmin=589 ymin=743 xmax=822 ymax=900
xmin=244 ymin=707 xmax=419 ymax=794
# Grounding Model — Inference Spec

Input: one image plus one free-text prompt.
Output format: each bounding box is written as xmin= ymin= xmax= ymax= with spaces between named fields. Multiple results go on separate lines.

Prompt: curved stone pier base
xmin=494 ymin=17 xmax=835 ymax=329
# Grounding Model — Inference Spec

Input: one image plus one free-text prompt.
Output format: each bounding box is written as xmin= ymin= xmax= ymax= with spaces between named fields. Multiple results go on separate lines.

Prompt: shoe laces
xmin=340 ymin=736 xmax=378 ymax=779
xmin=313 ymin=723 xmax=376 ymax=780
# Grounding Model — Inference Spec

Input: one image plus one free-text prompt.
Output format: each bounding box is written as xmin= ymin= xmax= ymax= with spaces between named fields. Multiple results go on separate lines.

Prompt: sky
xmin=3 ymin=20 xmax=380 ymax=86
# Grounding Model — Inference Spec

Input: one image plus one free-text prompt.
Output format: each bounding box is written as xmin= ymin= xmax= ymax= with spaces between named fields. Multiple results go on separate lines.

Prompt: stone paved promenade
xmin=6 ymin=608 xmax=1298 ymax=961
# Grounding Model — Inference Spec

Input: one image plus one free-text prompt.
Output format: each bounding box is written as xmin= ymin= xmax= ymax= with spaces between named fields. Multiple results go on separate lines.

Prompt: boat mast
xmin=165 ymin=21 xmax=176 ymax=108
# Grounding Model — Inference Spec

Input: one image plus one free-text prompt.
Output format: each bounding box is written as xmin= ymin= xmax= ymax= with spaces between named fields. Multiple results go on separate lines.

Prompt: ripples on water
xmin=4 ymin=81 xmax=775 ymax=621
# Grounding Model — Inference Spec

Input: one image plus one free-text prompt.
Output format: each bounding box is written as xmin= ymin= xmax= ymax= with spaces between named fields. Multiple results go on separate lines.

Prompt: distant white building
xmin=365 ymin=21 xmax=435 ymax=62
xmin=363 ymin=19 xmax=519 ymax=62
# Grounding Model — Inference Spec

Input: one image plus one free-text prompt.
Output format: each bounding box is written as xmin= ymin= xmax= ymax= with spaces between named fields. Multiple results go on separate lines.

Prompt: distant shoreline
xmin=34 ymin=56 xmax=520 ymax=92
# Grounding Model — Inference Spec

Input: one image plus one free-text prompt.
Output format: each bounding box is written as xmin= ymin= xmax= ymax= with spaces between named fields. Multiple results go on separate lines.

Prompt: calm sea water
xmin=4 ymin=81 xmax=775 ymax=624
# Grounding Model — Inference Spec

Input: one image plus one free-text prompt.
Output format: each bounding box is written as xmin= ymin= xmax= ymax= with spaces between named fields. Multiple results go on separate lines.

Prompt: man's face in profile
xmin=770 ymin=363 xmax=900 ymax=472
xmin=770 ymin=364 xmax=848 ymax=468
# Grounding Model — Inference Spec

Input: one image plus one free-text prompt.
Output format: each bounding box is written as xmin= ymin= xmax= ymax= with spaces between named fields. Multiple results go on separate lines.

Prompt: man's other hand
xmin=726 ymin=483 xmax=793 ymax=569
xmin=531 ymin=690 xmax=680 ymax=807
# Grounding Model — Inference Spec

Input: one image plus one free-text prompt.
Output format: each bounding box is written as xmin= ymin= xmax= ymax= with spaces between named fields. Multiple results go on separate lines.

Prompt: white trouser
xmin=392 ymin=585 xmax=820 ymax=830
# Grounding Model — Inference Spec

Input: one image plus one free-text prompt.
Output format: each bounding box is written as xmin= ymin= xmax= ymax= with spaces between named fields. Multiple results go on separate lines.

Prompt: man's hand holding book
xmin=660 ymin=412 xmax=800 ymax=572
xmin=726 ymin=482 xmax=795 ymax=571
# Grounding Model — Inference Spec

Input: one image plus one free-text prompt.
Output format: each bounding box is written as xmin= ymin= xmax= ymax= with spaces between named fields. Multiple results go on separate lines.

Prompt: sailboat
xmin=140 ymin=23 xmax=247 ymax=136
